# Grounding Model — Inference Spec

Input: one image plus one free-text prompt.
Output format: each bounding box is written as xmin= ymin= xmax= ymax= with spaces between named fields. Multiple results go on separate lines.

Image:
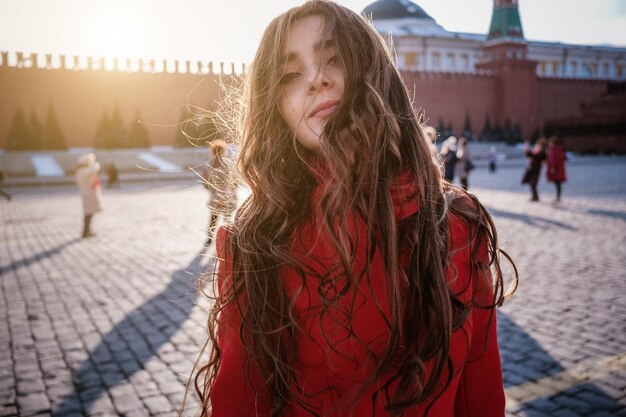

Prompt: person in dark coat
xmin=455 ymin=137 xmax=473 ymax=190
xmin=546 ymin=136 xmax=567 ymax=203
xmin=521 ymin=138 xmax=547 ymax=202
xmin=440 ymin=136 xmax=457 ymax=183
xmin=0 ymin=167 xmax=11 ymax=201
xmin=106 ymin=163 xmax=120 ymax=188
xmin=488 ymin=146 xmax=498 ymax=173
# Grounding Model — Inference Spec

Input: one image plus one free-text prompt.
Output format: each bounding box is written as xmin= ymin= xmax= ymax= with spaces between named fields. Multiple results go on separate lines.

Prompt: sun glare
xmin=92 ymin=15 xmax=138 ymax=62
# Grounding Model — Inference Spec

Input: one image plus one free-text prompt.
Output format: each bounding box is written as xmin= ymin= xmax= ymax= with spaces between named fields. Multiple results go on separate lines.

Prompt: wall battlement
xmin=0 ymin=51 xmax=246 ymax=76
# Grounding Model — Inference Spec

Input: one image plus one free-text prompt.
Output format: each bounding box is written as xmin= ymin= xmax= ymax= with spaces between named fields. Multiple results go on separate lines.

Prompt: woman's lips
xmin=310 ymin=101 xmax=339 ymax=119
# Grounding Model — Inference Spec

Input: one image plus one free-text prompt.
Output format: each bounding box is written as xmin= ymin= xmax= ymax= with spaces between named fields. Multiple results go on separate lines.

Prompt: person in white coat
xmin=202 ymin=140 xmax=237 ymax=246
xmin=75 ymin=153 xmax=103 ymax=238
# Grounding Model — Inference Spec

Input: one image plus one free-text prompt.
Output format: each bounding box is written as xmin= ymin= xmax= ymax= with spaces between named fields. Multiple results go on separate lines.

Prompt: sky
xmin=1 ymin=0 xmax=625 ymax=66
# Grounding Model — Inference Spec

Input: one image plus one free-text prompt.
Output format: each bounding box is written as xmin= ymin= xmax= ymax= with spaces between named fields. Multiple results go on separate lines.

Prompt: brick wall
xmin=0 ymin=63 xmax=232 ymax=148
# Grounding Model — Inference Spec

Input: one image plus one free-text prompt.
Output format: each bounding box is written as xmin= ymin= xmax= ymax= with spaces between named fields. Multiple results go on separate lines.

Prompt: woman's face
xmin=278 ymin=15 xmax=345 ymax=150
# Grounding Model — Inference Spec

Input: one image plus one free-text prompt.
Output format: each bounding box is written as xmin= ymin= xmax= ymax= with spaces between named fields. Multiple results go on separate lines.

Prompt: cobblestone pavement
xmin=1 ymin=157 xmax=625 ymax=417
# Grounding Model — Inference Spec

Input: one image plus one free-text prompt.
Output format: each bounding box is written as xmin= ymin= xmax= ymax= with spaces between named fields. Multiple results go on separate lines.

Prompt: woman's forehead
xmin=281 ymin=15 xmax=334 ymax=62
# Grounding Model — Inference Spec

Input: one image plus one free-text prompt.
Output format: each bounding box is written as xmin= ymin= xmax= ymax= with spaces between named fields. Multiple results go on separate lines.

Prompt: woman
xmin=455 ymin=137 xmax=473 ymax=190
xmin=440 ymin=136 xmax=457 ymax=183
xmin=521 ymin=138 xmax=547 ymax=202
xmin=546 ymin=136 xmax=567 ymax=203
xmin=75 ymin=153 xmax=103 ymax=238
xmin=194 ymin=2 xmax=516 ymax=416
xmin=203 ymin=140 xmax=237 ymax=246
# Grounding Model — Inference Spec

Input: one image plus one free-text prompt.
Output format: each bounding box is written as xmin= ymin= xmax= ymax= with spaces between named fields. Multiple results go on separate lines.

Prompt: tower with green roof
xmin=477 ymin=0 xmax=538 ymax=141
xmin=487 ymin=0 xmax=525 ymax=41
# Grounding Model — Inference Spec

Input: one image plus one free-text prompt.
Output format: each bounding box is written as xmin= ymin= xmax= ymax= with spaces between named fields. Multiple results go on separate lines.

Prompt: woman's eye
xmin=280 ymin=72 xmax=300 ymax=84
xmin=327 ymin=55 xmax=339 ymax=66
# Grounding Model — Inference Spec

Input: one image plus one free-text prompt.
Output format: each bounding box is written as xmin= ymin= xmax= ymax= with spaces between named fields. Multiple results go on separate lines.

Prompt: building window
xmin=446 ymin=53 xmax=455 ymax=71
xmin=460 ymin=54 xmax=469 ymax=71
xmin=570 ymin=61 xmax=578 ymax=77
xmin=602 ymin=62 xmax=610 ymax=78
xmin=404 ymin=53 xmax=417 ymax=70
xmin=432 ymin=52 xmax=441 ymax=70
xmin=581 ymin=63 xmax=594 ymax=78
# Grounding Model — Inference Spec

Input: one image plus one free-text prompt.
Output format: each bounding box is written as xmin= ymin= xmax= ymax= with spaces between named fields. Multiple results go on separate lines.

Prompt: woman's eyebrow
xmin=281 ymin=38 xmax=335 ymax=64
xmin=283 ymin=51 xmax=298 ymax=64
xmin=313 ymin=38 xmax=335 ymax=52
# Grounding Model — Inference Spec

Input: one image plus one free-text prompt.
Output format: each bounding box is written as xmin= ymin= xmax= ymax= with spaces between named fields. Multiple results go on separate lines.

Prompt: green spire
xmin=487 ymin=0 xmax=524 ymax=41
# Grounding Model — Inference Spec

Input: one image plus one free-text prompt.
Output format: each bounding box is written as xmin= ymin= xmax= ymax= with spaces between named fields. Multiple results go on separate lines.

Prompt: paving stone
xmin=101 ymin=371 xmax=126 ymax=388
xmin=587 ymin=411 xmax=625 ymax=417
xmin=110 ymin=391 xmax=144 ymax=414
xmin=576 ymin=389 xmax=624 ymax=409
xmin=122 ymin=408 xmax=151 ymax=417
xmin=135 ymin=382 xmax=161 ymax=400
xmin=552 ymin=394 xmax=595 ymax=413
xmin=552 ymin=408 xmax=585 ymax=417
xmin=525 ymin=396 xmax=560 ymax=412
xmin=88 ymin=394 xmax=117 ymax=415
xmin=14 ymin=361 xmax=40 ymax=375
xmin=118 ymin=359 xmax=141 ymax=376
xmin=17 ymin=392 xmax=51 ymax=416
xmin=0 ymin=405 xmax=18 ymax=417
xmin=74 ymin=370 xmax=102 ymax=389
xmin=143 ymin=395 xmax=173 ymax=415
xmin=16 ymin=378 xmax=46 ymax=396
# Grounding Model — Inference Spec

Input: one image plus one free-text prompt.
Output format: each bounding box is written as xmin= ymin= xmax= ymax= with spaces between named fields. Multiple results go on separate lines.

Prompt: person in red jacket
xmin=546 ymin=136 xmax=568 ymax=203
xmin=193 ymin=2 xmax=517 ymax=416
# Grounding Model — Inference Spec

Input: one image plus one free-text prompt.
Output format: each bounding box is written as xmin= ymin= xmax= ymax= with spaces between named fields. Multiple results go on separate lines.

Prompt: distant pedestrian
xmin=440 ymin=136 xmax=457 ymax=183
xmin=488 ymin=146 xmax=498 ymax=173
xmin=75 ymin=153 xmax=103 ymax=238
xmin=521 ymin=138 xmax=547 ymax=202
xmin=202 ymin=140 xmax=236 ymax=246
xmin=546 ymin=136 xmax=567 ymax=203
xmin=455 ymin=137 xmax=474 ymax=190
xmin=106 ymin=163 xmax=120 ymax=188
xmin=0 ymin=166 xmax=11 ymax=201
xmin=422 ymin=125 xmax=438 ymax=156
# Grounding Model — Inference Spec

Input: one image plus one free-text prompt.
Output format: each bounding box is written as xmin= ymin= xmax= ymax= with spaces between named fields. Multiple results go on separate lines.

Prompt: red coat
xmin=210 ymin=177 xmax=505 ymax=417
xmin=546 ymin=144 xmax=567 ymax=183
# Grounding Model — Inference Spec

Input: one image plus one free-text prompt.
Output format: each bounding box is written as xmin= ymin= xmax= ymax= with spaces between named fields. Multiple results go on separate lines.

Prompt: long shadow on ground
xmin=51 ymin=257 xmax=624 ymax=415
xmin=498 ymin=313 xmax=625 ymax=416
xmin=0 ymin=238 xmax=80 ymax=275
xmin=53 ymin=250 xmax=213 ymax=416
xmin=486 ymin=207 xmax=577 ymax=231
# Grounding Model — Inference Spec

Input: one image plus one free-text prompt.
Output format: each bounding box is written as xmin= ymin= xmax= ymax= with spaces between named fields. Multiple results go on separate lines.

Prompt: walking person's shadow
xmin=53 ymin=250 xmax=213 ymax=415
xmin=0 ymin=238 xmax=80 ymax=276
xmin=499 ymin=313 xmax=626 ymax=416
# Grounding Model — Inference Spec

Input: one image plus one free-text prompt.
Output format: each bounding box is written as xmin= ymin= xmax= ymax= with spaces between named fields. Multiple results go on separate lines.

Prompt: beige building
xmin=364 ymin=0 xmax=626 ymax=80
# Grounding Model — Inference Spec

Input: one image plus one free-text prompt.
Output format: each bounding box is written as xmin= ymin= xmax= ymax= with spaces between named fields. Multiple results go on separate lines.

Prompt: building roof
xmin=362 ymin=0 xmax=435 ymax=21
xmin=363 ymin=0 xmax=448 ymax=37
xmin=487 ymin=1 xmax=525 ymax=41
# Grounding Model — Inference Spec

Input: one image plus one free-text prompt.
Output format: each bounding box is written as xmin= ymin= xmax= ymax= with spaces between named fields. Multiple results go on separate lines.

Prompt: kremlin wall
xmin=1 ymin=0 xmax=625 ymax=153
xmin=0 ymin=52 xmax=240 ymax=149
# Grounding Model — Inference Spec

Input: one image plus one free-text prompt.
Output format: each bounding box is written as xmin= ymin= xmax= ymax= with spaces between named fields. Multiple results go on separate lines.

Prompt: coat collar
xmin=308 ymin=158 xmax=420 ymax=222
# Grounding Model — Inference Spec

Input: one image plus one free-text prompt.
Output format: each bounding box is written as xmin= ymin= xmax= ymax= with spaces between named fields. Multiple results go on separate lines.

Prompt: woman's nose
xmin=307 ymin=69 xmax=331 ymax=92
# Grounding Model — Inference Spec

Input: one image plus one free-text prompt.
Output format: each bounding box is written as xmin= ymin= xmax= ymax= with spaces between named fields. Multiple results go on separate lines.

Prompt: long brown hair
xmin=194 ymin=1 xmax=516 ymax=416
